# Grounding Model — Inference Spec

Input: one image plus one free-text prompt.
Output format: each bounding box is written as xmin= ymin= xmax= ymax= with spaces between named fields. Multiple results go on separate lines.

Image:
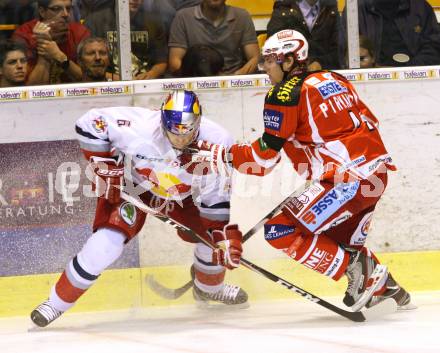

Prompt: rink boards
xmin=1 ymin=67 xmax=440 ymax=317
xmin=1 ymin=250 xmax=439 ymax=317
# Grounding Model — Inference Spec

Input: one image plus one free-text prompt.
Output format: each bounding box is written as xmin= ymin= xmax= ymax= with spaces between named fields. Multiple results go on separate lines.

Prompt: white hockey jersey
xmin=75 ymin=106 xmax=234 ymax=222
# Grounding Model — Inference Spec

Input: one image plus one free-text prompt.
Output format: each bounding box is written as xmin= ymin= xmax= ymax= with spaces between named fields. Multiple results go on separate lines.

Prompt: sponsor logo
xmin=30 ymin=89 xmax=60 ymax=99
xmin=367 ymin=72 xmax=398 ymax=81
xmin=287 ymin=183 xmax=325 ymax=217
xmin=263 ymin=109 xmax=283 ymax=131
xmin=403 ymin=70 xmax=435 ymax=80
xmin=136 ymin=154 xmax=168 ymax=162
xmin=299 ymin=181 xmax=360 ymax=232
xmin=230 ymin=79 xmax=255 ymax=88
xmin=311 ymin=189 xmax=339 ymax=215
xmin=303 ymin=248 xmax=335 ymax=274
xmin=93 ymin=117 xmax=107 ymax=133
xmin=162 ymin=82 xmax=187 ymax=90
xmin=137 ymin=168 xmax=191 ymax=198
xmin=337 ymin=155 xmax=366 ymax=173
xmin=341 ymin=73 xmax=363 ymax=82
xmin=325 ymin=257 xmax=341 ymax=276
xmin=119 ymin=202 xmax=137 ymax=226
xmin=65 ymin=87 xmax=94 ymax=97
xmin=98 ymin=86 xmax=130 ymax=95
xmin=262 ymin=78 xmax=272 ymax=87
xmin=277 ymin=30 xmax=295 ymax=40
xmin=316 ymin=80 xmax=348 ymax=99
xmin=0 ymin=91 xmax=26 ymax=100
xmin=368 ymin=156 xmax=393 ymax=172
xmin=361 ymin=214 xmax=372 ymax=236
xmin=277 ymin=76 xmax=300 ymax=102
xmin=264 ymin=224 xmax=295 ymax=241
xmin=301 ymin=211 xmax=316 ymax=224
xmin=350 ymin=212 xmax=373 ymax=246
xmin=196 ymin=80 xmax=224 ymax=89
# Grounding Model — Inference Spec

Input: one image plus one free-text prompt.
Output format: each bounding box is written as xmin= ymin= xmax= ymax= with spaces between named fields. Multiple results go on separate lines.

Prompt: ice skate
xmin=30 ymin=300 xmax=64 ymax=327
xmin=193 ymin=283 xmax=249 ymax=309
xmin=343 ymin=249 xmax=388 ymax=310
xmin=366 ymin=274 xmax=416 ymax=310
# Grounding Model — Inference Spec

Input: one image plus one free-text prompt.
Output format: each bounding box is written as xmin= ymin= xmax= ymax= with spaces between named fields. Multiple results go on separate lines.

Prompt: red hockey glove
xmin=211 ymin=224 xmax=243 ymax=270
xmin=180 ymin=140 xmax=232 ymax=176
xmin=90 ymin=156 xmax=124 ymax=204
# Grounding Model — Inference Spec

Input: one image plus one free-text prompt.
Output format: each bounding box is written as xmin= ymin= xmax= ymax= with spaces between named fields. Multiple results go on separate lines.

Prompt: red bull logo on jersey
xmin=316 ymin=80 xmax=348 ymax=100
xmin=263 ymin=109 xmax=283 ymax=131
xmin=137 ymin=167 xmax=191 ymax=199
xmin=93 ymin=117 xmax=107 ymax=133
xmin=299 ymin=181 xmax=360 ymax=232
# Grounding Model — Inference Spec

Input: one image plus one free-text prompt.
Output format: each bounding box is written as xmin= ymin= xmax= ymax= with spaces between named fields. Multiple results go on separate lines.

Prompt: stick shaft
xmin=121 ymin=191 xmax=369 ymax=322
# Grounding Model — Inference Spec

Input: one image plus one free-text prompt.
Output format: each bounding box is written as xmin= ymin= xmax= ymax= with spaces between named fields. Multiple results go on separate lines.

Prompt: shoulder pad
xmin=265 ymin=75 xmax=305 ymax=106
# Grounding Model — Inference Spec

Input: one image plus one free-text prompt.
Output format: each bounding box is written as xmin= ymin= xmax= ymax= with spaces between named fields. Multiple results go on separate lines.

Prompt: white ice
xmin=1 ymin=291 xmax=438 ymax=353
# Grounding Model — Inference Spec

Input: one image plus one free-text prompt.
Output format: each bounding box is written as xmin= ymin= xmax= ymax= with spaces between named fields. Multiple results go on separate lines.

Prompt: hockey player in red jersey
xmin=30 ymin=90 xmax=246 ymax=327
xmin=192 ymin=30 xmax=412 ymax=311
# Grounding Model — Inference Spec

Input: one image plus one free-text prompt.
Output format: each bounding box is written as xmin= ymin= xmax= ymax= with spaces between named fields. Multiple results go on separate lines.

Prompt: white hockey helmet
xmin=262 ymin=29 xmax=309 ymax=64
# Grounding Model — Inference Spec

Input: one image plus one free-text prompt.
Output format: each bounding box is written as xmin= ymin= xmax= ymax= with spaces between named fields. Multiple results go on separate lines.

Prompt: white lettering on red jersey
xmin=230 ymin=71 xmax=396 ymax=181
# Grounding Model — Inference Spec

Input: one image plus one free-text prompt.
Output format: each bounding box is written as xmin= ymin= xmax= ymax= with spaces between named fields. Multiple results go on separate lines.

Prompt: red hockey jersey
xmin=230 ymin=71 xmax=395 ymax=181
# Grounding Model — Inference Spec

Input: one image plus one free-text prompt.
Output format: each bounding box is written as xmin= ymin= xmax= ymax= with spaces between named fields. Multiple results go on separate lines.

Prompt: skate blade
xmin=398 ymin=302 xmax=417 ymax=311
xmin=195 ymin=300 xmax=250 ymax=311
xmin=361 ymin=298 xmax=397 ymax=321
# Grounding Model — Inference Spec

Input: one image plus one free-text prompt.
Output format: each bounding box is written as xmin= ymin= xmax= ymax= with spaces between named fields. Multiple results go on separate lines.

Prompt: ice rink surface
xmin=1 ymin=291 xmax=438 ymax=353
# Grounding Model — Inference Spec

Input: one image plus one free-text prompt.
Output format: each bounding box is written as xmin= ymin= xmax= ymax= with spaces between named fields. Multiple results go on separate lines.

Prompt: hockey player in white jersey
xmin=30 ymin=90 xmax=247 ymax=327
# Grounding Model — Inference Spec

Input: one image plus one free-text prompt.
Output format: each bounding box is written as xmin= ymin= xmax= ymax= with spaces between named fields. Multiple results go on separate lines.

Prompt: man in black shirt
xmin=341 ymin=0 xmax=440 ymax=67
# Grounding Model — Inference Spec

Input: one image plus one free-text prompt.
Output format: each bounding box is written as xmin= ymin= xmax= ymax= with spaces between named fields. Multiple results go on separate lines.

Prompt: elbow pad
xmin=262 ymin=132 xmax=286 ymax=152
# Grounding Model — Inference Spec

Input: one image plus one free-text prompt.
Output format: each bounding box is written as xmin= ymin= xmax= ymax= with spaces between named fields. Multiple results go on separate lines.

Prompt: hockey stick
xmin=121 ymin=191 xmax=397 ymax=322
xmin=145 ymin=182 xmax=310 ymax=299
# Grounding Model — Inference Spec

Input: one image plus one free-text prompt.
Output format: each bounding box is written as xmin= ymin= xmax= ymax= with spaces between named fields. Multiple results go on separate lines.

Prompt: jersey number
xmin=349 ymin=111 xmax=375 ymax=131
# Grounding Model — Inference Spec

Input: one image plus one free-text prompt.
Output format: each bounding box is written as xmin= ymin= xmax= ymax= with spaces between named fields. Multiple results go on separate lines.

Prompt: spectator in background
xmin=168 ymin=0 xmax=260 ymax=76
xmin=0 ymin=40 xmax=28 ymax=87
xmin=80 ymin=0 xmax=114 ymax=37
xmin=267 ymin=0 xmax=341 ymax=70
xmin=84 ymin=0 xmax=168 ymax=80
xmin=181 ymin=44 xmax=224 ymax=77
xmin=142 ymin=0 xmax=202 ymax=35
xmin=341 ymin=0 xmax=440 ymax=67
xmin=12 ymin=0 xmax=90 ymax=84
xmin=77 ymin=37 xmax=115 ymax=81
xmin=358 ymin=35 xmax=376 ymax=68
xmin=71 ymin=0 xmax=81 ymax=21
xmin=344 ymin=35 xmax=376 ymax=69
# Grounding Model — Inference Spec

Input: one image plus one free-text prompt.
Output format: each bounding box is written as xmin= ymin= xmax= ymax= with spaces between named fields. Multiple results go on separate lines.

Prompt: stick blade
xmin=360 ymin=298 xmax=398 ymax=321
xmin=145 ymin=275 xmax=193 ymax=300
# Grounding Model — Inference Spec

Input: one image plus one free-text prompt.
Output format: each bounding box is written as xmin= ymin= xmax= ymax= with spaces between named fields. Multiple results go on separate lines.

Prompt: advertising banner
xmin=0 ymin=140 xmax=139 ymax=276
